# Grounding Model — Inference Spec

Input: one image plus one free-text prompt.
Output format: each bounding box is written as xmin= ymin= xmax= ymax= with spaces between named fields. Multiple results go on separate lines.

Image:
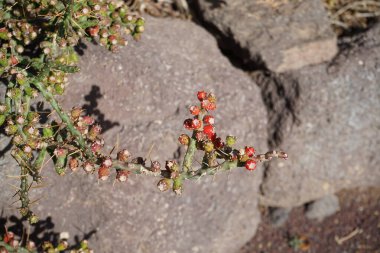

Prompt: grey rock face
xmin=305 ymin=195 xmax=340 ymax=221
xmin=0 ymin=17 xmax=268 ymax=253
xmin=196 ymin=0 xmax=338 ymax=72
xmin=260 ymin=24 xmax=380 ymax=208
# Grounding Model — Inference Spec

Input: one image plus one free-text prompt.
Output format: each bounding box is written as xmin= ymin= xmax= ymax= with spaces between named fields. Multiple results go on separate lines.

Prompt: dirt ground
xmin=239 ymin=187 xmax=380 ymax=253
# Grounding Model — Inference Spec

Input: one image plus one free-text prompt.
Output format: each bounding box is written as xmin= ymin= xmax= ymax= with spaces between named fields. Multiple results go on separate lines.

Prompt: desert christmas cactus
xmin=0 ymin=0 xmax=287 ymax=227
xmin=0 ymin=230 xmax=93 ymax=253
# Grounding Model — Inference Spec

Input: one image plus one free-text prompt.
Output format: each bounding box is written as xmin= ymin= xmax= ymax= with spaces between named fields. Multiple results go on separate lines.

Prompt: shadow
xmin=0 ymin=213 xmax=96 ymax=250
xmin=82 ymin=85 xmax=120 ymax=133
xmin=31 ymin=101 xmax=52 ymax=124
xmin=74 ymin=40 xmax=89 ymax=56
xmin=204 ymin=0 xmax=226 ymax=9
xmin=0 ymin=137 xmax=13 ymax=158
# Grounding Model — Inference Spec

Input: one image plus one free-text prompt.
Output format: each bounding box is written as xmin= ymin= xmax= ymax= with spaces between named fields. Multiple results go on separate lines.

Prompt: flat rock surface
xmin=196 ymin=0 xmax=338 ymax=72
xmin=0 ymin=17 xmax=268 ymax=253
xmin=260 ymin=24 xmax=380 ymax=208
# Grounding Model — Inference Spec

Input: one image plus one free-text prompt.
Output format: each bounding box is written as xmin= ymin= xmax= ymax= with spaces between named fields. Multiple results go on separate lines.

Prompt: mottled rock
xmin=260 ymin=24 xmax=380 ymax=208
xmin=196 ymin=0 xmax=338 ymax=72
xmin=305 ymin=195 xmax=340 ymax=221
xmin=0 ymin=17 xmax=268 ymax=253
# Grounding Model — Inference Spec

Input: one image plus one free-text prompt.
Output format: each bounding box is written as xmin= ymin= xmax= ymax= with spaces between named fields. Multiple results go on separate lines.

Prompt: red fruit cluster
xmin=179 ymin=91 xmax=224 ymax=152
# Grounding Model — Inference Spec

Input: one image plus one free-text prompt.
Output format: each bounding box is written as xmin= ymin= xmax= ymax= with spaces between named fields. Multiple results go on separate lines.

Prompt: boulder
xmin=195 ymin=0 xmax=338 ymax=72
xmin=260 ymin=24 xmax=380 ymax=208
xmin=305 ymin=194 xmax=340 ymax=221
xmin=0 ymin=17 xmax=268 ymax=253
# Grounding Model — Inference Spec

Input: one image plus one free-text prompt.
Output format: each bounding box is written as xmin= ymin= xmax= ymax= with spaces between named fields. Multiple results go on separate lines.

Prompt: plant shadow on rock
xmin=203 ymin=0 xmax=226 ymax=9
xmin=83 ymin=85 xmax=120 ymax=133
xmin=0 ymin=213 xmax=96 ymax=250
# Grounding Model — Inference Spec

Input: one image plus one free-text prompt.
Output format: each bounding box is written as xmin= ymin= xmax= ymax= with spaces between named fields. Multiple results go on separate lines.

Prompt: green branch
xmin=32 ymin=80 xmax=95 ymax=161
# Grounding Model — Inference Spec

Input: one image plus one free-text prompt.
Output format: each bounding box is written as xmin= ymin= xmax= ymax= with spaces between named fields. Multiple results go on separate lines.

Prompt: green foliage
xmin=0 ymin=0 xmax=144 ymax=223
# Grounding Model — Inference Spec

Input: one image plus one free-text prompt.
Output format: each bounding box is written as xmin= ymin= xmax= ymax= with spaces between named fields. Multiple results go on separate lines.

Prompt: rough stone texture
xmin=0 ymin=17 xmax=268 ymax=253
xmin=260 ymin=24 xmax=380 ymax=208
xmin=305 ymin=195 xmax=340 ymax=221
xmin=269 ymin=207 xmax=291 ymax=227
xmin=196 ymin=0 xmax=338 ymax=72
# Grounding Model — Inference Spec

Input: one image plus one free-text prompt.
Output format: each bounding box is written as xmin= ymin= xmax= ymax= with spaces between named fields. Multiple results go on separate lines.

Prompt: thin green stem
xmin=182 ymin=137 xmax=196 ymax=173
xmin=32 ymin=80 xmax=94 ymax=160
xmin=185 ymin=160 xmax=239 ymax=180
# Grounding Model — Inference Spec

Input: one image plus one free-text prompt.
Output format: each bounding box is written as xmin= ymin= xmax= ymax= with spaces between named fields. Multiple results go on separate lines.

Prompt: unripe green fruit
xmin=43 ymin=127 xmax=54 ymax=138
xmin=173 ymin=177 xmax=183 ymax=195
xmin=226 ymin=135 xmax=237 ymax=147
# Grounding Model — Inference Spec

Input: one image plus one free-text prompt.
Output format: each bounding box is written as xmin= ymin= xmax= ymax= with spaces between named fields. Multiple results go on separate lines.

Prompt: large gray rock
xmin=260 ymin=24 xmax=380 ymax=208
xmin=0 ymin=17 xmax=268 ymax=253
xmin=305 ymin=194 xmax=340 ymax=221
xmin=196 ymin=0 xmax=338 ymax=72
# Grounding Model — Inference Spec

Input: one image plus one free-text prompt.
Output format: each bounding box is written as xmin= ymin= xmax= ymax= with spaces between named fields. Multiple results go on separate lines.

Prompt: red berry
xmin=197 ymin=90 xmax=207 ymax=101
xmin=150 ymin=161 xmax=161 ymax=173
xmin=91 ymin=140 xmax=102 ymax=153
xmin=183 ymin=118 xmax=193 ymax=130
xmin=98 ymin=166 xmax=110 ymax=180
xmin=10 ymin=56 xmax=19 ymax=65
xmin=208 ymin=102 xmax=216 ymax=111
xmin=191 ymin=118 xmax=202 ymax=129
xmin=203 ymin=125 xmax=215 ymax=140
xmin=203 ymin=115 xmax=215 ymax=125
xmin=213 ymin=137 xmax=224 ymax=149
xmin=245 ymin=159 xmax=257 ymax=171
xmin=83 ymin=161 xmax=94 ymax=173
xmin=245 ymin=146 xmax=255 ymax=157
xmin=178 ymin=134 xmax=190 ymax=145
xmin=82 ymin=116 xmax=95 ymax=125
xmin=195 ymin=131 xmax=206 ymax=141
xmin=189 ymin=105 xmax=200 ymax=115
xmin=69 ymin=157 xmax=79 ymax=172
xmin=117 ymin=149 xmax=131 ymax=162
xmin=102 ymin=157 xmax=113 ymax=168
xmin=116 ymin=170 xmax=130 ymax=182
xmin=201 ymin=99 xmax=210 ymax=109
xmin=88 ymin=26 xmax=99 ymax=37
xmin=201 ymin=100 xmax=216 ymax=111
xmin=4 ymin=231 xmax=14 ymax=243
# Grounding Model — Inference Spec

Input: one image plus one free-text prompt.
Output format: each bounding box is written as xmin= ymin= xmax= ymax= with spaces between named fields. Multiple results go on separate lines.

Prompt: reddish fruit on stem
xmin=197 ymin=90 xmax=207 ymax=101
xmin=203 ymin=115 xmax=215 ymax=125
xmin=3 ymin=231 xmax=14 ymax=243
xmin=178 ymin=134 xmax=190 ymax=145
xmin=191 ymin=118 xmax=202 ymax=129
xmin=183 ymin=118 xmax=193 ymax=130
xmin=245 ymin=159 xmax=257 ymax=171
xmin=117 ymin=149 xmax=131 ymax=162
xmin=201 ymin=100 xmax=216 ymax=111
xmin=102 ymin=157 xmax=113 ymax=168
xmin=189 ymin=105 xmax=200 ymax=116
xmin=116 ymin=170 xmax=130 ymax=182
xmin=83 ymin=161 xmax=94 ymax=173
xmin=69 ymin=157 xmax=79 ymax=172
xmin=150 ymin=161 xmax=161 ymax=173
xmin=203 ymin=125 xmax=215 ymax=140
xmin=98 ymin=166 xmax=110 ymax=180
xmin=82 ymin=116 xmax=95 ymax=125
xmin=213 ymin=137 xmax=224 ymax=149
xmin=245 ymin=146 xmax=255 ymax=157
xmin=88 ymin=26 xmax=99 ymax=37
